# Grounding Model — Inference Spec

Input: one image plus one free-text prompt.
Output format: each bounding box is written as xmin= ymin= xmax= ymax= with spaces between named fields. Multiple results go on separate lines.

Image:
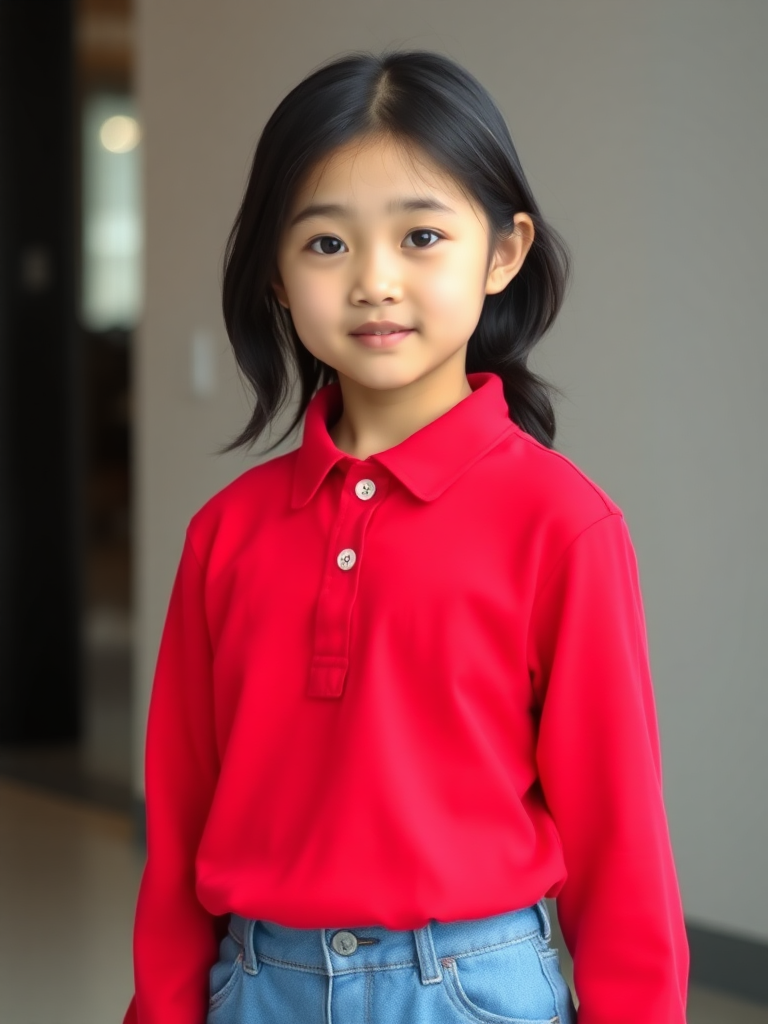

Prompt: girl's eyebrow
xmin=288 ymin=196 xmax=456 ymax=228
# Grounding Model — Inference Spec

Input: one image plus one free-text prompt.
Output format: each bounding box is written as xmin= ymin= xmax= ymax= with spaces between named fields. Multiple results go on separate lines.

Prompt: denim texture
xmin=207 ymin=899 xmax=577 ymax=1024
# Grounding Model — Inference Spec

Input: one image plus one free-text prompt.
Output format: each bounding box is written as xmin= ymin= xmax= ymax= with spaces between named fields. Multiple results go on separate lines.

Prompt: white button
xmin=354 ymin=479 xmax=376 ymax=500
xmin=337 ymin=548 xmax=356 ymax=570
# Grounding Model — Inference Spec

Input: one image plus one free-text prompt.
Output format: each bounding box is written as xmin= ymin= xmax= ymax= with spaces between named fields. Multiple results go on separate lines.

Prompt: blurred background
xmin=0 ymin=0 xmax=766 ymax=1021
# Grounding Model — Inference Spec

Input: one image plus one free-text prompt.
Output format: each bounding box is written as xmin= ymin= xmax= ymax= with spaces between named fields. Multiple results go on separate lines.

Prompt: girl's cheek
xmin=293 ymin=282 xmax=338 ymax=327
xmin=423 ymin=273 xmax=475 ymax=311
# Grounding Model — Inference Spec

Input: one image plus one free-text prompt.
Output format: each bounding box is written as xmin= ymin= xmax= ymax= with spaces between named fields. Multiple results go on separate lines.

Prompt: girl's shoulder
xmin=504 ymin=424 xmax=626 ymax=550
xmin=185 ymin=446 xmax=299 ymax=562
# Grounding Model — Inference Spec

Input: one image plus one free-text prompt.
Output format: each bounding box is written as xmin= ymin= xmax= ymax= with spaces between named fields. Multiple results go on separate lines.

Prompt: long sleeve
xmin=527 ymin=512 xmax=689 ymax=1024
xmin=123 ymin=532 xmax=224 ymax=1024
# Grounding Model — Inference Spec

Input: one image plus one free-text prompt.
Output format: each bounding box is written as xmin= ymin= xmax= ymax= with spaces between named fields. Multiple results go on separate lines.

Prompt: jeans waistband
xmin=227 ymin=900 xmax=551 ymax=984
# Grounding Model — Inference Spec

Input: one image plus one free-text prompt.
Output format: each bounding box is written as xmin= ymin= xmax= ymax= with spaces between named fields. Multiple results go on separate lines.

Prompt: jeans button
xmin=331 ymin=930 xmax=359 ymax=955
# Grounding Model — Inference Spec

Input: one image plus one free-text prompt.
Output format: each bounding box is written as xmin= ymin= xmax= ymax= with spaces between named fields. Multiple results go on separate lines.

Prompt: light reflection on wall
xmin=81 ymin=93 xmax=142 ymax=331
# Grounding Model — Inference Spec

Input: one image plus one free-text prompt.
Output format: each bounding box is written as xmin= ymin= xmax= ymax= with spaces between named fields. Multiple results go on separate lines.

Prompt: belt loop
xmin=243 ymin=919 xmax=261 ymax=975
xmin=535 ymin=899 xmax=552 ymax=942
xmin=412 ymin=922 xmax=442 ymax=985
xmin=320 ymin=928 xmax=334 ymax=977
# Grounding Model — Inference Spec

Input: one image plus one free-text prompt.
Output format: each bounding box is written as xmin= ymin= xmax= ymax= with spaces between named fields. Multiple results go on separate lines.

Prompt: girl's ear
xmin=271 ymin=274 xmax=290 ymax=309
xmin=485 ymin=213 xmax=535 ymax=295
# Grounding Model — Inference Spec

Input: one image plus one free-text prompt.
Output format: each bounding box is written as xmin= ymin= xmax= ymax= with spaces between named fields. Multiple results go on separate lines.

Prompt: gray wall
xmin=133 ymin=0 xmax=768 ymax=943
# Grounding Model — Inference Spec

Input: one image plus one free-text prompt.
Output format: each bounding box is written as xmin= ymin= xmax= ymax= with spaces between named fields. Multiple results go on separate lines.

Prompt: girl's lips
xmin=351 ymin=329 xmax=413 ymax=348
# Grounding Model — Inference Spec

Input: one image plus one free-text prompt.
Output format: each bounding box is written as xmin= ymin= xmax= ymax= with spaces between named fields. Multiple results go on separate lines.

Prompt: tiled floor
xmin=1 ymin=778 xmax=768 ymax=1024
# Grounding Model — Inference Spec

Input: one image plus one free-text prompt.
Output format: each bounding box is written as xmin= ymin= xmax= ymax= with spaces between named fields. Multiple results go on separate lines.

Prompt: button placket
xmin=306 ymin=469 xmax=388 ymax=700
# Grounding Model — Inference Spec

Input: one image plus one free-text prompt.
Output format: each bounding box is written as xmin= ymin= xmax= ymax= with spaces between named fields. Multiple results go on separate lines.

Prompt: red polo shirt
xmin=124 ymin=371 xmax=688 ymax=1024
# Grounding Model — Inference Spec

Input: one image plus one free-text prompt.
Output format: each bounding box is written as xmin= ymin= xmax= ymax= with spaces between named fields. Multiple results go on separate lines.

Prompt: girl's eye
xmin=308 ymin=236 xmax=347 ymax=255
xmin=404 ymin=229 xmax=441 ymax=249
xmin=307 ymin=230 xmax=441 ymax=254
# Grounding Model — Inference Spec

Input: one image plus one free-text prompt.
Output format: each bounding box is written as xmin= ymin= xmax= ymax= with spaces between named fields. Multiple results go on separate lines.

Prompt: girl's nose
xmin=349 ymin=246 xmax=403 ymax=305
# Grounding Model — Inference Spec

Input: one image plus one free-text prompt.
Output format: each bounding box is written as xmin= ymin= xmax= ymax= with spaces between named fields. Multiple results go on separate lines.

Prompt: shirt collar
xmin=291 ymin=371 xmax=517 ymax=508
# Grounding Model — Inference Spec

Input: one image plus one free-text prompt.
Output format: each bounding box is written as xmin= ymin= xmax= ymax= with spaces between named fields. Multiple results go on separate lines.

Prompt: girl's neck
xmin=328 ymin=369 xmax=474 ymax=460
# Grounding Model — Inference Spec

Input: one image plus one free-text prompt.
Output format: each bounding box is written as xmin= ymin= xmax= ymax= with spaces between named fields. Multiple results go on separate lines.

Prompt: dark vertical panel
xmin=0 ymin=0 xmax=83 ymax=740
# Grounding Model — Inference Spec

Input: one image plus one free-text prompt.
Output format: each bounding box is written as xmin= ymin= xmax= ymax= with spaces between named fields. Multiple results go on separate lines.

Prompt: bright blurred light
xmin=82 ymin=93 xmax=143 ymax=329
xmin=99 ymin=115 xmax=141 ymax=154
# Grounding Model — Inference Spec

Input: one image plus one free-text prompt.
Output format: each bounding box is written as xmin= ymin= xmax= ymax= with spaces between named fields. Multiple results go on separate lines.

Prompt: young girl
xmin=124 ymin=49 xmax=689 ymax=1024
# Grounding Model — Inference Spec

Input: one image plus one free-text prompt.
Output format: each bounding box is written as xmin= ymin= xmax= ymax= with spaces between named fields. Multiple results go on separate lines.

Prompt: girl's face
xmin=272 ymin=134 xmax=532 ymax=398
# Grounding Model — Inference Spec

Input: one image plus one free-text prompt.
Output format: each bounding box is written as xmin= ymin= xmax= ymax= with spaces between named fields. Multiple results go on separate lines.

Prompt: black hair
xmin=220 ymin=48 xmax=571 ymax=455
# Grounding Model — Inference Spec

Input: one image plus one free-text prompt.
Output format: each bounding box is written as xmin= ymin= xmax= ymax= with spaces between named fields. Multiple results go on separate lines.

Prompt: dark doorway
xmin=0 ymin=0 xmax=136 ymax=812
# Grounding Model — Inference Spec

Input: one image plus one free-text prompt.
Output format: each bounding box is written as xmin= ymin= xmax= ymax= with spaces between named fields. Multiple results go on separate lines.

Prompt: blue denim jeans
xmin=206 ymin=899 xmax=577 ymax=1024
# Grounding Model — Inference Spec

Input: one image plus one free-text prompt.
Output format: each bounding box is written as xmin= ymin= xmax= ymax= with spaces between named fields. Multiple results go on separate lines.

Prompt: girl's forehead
xmin=295 ymin=135 xmax=469 ymax=206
